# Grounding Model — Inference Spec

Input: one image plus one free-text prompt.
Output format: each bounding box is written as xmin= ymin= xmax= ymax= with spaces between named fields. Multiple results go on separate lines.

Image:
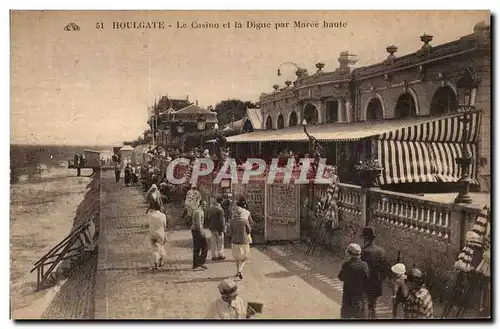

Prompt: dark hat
xmin=361 ymin=226 xmax=376 ymax=239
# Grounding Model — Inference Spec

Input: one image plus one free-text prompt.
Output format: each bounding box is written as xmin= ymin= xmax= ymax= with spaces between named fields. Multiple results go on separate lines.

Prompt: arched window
xmin=289 ymin=111 xmax=298 ymax=126
xmin=394 ymin=93 xmax=417 ymax=119
xmin=430 ymin=86 xmax=457 ymax=115
xmin=277 ymin=114 xmax=284 ymax=129
xmin=303 ymin=103 xmax=319 ymax=124
xmin=366 ymin=98 xmax=384 ymax=121
xmin=265 ymin=116 xmax=273 ymax=130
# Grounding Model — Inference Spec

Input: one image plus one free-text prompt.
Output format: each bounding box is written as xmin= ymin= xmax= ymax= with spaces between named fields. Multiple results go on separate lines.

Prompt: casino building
xmin=226 ymin=21 xmax=491 ymax=192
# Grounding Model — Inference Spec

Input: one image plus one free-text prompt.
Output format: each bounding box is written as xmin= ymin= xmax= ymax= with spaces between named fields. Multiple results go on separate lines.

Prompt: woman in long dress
xmin=227 ymin=199 xmax=252 ymax=280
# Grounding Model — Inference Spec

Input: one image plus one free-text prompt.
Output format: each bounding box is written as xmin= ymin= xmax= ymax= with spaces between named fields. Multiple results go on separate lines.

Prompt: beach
xmin=10 ymin=167 xmax=93 ymax=318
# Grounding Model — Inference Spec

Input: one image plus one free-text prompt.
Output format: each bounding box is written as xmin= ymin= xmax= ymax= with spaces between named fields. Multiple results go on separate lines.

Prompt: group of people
xmin=132 ymin=142 xmax=437 ymax=320
xmin=183 ymin=185 xmax=253 ymax=279
xmin=73 ymin=153 xmax=86 ymax=176
xmin=339 ymin=226 xmax=434 ymax=319
xmin=144 ymin=182 xmax=256 ymax=319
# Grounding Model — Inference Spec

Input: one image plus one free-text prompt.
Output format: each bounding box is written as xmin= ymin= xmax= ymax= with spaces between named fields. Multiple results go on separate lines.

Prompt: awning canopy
xmin=225 ymin=112 xmax=480 ymax=143
xmin=376 ymin=110 xmax=481 ymax=185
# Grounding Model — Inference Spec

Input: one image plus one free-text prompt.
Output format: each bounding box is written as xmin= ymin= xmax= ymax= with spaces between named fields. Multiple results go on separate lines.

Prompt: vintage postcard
xmin=10 ymin=10 xmax=491 ymax=320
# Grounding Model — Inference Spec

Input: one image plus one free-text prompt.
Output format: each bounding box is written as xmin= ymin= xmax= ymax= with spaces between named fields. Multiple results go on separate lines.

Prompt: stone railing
xmin=338 ymin=183 xmax=362 ymax=221
xmin=370 ymin=189 xmax=453 ymax=243
xmin=304 ymin=183 xmax=486 ymax=298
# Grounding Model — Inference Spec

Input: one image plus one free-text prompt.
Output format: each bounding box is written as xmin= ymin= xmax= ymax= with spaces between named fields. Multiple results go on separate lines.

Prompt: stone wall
xmin=305 ymin=183 xmax=482 ymax=299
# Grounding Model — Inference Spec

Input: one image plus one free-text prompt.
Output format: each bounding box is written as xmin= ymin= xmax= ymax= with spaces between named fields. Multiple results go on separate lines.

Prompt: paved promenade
xmin=95 ymin=171 xmax=398 ymax=319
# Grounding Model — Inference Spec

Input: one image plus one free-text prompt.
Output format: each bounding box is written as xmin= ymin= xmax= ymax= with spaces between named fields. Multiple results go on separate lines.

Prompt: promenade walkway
xmin=94 ymin=171 xmax=398 ymax=319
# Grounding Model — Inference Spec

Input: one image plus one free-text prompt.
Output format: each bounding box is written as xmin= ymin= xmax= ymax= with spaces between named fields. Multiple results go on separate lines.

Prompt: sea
xmin=10 ymin=144 xmax=111 ymax=318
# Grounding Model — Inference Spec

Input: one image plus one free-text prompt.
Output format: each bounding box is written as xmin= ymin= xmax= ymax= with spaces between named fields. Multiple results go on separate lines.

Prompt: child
xmin=391 ymin=263 xmax=408 ymax=318
xmin=206 ymin=279 xmax=247 ymax=319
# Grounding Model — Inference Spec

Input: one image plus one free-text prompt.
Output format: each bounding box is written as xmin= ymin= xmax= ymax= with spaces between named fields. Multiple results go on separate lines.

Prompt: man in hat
xmin=361 ymin=226 xmax=389 ymax=319
xmin=206 ymin=278 xmax=247 ymax=319
xmin=338 ymin=243 xmax=370 ymax=319
xmin=403 ymin=268 xmax=434 ymax=319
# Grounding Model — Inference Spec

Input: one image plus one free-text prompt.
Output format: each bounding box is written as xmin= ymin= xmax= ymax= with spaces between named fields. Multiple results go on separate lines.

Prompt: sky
xmin=10 ymin=10 xmax=489 ymax=146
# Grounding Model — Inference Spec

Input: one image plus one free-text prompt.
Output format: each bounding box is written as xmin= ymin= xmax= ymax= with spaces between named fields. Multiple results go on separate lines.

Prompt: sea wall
xmin=41 ymin=171 xmax=101 ymax=319
xmin=50 ymin=171 xmax=101 ymax=282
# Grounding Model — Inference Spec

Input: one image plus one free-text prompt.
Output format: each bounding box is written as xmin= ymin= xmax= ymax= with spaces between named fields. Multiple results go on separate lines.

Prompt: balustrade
xmin=338 ymin=183 xmax=362 ymax=218
xmin=370 ymin=189 xmax=452 ymax=242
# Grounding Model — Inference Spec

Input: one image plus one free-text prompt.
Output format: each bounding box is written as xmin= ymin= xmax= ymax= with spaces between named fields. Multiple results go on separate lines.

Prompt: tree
xmin=214 ymin=99 xmax=248 ymax=126
xmin=244 ymin=101 xmax=258 ymax=109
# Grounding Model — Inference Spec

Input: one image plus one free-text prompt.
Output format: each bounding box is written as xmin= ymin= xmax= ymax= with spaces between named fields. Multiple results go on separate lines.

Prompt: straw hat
xmin=218 ymin=279 xmax=238 ymax=297
xmin=346 ymin=243 xmax=362 ymax=256
xmin=391 ymin=263 xmax=406 ymax=276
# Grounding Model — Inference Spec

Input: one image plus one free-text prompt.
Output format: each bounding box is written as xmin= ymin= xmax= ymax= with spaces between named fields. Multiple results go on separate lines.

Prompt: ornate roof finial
xmin=315 ymin=62 xmax=325 ymax=74
xmin=419 ymin=33 xmax=433 ymax=54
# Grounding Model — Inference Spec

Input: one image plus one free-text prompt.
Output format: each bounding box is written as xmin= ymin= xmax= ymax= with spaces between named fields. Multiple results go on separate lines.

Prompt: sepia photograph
xmin=9 ymin=10 xmax=491 ymax=320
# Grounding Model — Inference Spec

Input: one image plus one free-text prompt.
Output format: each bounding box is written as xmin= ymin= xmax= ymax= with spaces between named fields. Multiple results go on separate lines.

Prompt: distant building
xmin=148 ymin=96 xmax=219 ymax=150
xmin=222 ymin=107 xmax=262 ymax=134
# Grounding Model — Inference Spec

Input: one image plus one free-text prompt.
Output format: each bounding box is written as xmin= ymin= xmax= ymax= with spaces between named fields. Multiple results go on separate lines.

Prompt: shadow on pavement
xmin=265 ymin=270 xmax=296 ymax=279
xmin=102 ymin=266 xmax=152 ymax=272
xmin=258 ymin=245 xmax=344 ymax=306
xmin=169 ymin=239 xmax=193 ymax=248
xmin=171 ymin=276 xmax=229 ymax=285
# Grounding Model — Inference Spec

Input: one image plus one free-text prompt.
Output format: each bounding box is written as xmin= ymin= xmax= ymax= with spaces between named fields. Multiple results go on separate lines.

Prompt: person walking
xmin=361 ymin=226 xmax=389 ymax=319
xmin=124 ymin=163 xmax=132 ymax=186
xmin=207 ymin=197 xmax=226 ymax=261
xmin=338 ymin=243 xmax=370 ymax=319
xmin=184 ymin=184 xmax=202 ymax=228
xmin=148 ymin=200 xmax=167 ymax=270
xmin=403 ymin=268 xmax=434 ymax=319
xmin=191 ymin=200 xmax=208 ymax=270
xmin=114 ymin=161 xmax=121 ymax=183
xmin=227 ymin=204 xmax=252 ymax=280
xmin=205 ymin=279 xmax=248 ymax=319
xmin=146 ymin=184 xmax=163 ymax=213
xmin=74 ymin=154 xmax=81 ymax=176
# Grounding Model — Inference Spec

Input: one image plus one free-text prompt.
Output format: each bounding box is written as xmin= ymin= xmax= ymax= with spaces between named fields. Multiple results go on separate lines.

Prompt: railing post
xmin=449 ymin=204 xmax=464 ymax=254
xmin=360 ymin=187 xmax=368 ymax=228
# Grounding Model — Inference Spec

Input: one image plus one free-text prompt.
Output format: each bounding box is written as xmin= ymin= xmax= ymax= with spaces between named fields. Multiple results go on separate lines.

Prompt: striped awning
xmin=378 ymin=110 xmax=481 ymax=143
xmin=226 ymin=111 xmax=481 ymax=144
xmin=377 ymin=111 xmax=481 ymax=185
xmin=377 ymin=140 xmax=478 ymax=185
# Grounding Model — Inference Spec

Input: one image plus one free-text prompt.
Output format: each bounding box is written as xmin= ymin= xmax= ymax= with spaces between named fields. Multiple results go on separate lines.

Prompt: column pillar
xmin=346 ymin=99 xmax=352 ymax=122
xmin=338 ymin=100 xmax=344 ymax=122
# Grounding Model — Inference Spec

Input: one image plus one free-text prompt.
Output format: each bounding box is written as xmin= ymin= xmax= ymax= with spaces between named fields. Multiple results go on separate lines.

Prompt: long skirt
xmin=232 ymin=243 xmax=250 ymax=261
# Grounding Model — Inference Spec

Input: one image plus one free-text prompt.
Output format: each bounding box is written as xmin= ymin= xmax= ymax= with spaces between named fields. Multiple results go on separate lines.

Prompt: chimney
xmin=196 ymin=100 xmax=199 ymax=106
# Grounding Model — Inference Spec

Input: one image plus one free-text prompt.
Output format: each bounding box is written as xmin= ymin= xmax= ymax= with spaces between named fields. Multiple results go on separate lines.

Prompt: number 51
xmin=96 ymin=22 xmax=104 ymax=29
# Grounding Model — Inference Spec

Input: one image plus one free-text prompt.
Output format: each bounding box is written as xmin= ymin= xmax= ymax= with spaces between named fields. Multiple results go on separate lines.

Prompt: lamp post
xmin=277 ymin=61 xmax=305 ymax=79
xmin=197 ymin=116 xmax=207 ymax=150
xmin=454 ymin=69 xmax=480 ymax=204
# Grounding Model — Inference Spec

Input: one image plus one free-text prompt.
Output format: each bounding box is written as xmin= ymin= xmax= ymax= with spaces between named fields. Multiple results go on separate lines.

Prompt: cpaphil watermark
xmin=164 ymin=157 xmax=335 ymax=185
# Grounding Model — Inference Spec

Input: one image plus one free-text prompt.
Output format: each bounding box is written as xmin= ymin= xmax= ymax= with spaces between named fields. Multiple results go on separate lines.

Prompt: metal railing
xmin=30 ymin=220 xmax=95 ymax=290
